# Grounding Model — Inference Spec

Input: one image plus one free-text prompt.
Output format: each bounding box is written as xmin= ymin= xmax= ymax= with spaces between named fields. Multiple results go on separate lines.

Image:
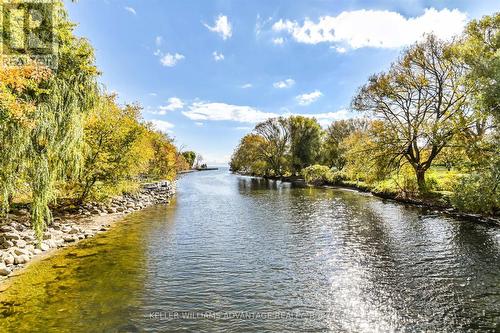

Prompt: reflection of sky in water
xmin=1 ymin=169 xmax=499 ymax=332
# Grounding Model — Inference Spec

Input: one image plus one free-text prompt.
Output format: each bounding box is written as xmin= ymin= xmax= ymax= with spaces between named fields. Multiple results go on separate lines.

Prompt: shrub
xmin=451 ymin=173 xmax=499 ymax=215
xmin=302 ymin=165 xmax=345 ymax=185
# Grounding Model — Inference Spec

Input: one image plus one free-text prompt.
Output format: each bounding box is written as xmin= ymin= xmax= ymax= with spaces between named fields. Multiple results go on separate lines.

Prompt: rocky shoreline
xmin=0 ymin=181 xmax=175 ymax=280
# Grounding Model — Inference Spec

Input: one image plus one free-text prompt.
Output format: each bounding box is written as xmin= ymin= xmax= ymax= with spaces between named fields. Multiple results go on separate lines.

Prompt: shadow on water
xmin=0 ymin=169 xmax=498 ymax=332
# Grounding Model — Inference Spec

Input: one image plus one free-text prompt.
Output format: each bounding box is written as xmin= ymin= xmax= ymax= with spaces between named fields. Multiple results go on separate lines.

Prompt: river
xmin=0 ymin=168 xmax=499 ymax=332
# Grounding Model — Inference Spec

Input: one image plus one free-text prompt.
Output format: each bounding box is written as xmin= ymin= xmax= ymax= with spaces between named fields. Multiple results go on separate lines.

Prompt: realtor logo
xmin=0 ymin=0 xmax=58 ymax=69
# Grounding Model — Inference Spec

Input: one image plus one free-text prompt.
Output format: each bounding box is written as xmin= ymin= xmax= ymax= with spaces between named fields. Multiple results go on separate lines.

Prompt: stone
xmin=23 ymin=235 xmax=36 ymax=242
xmin=3 ymin=254 xmax=14 ymax=265
xmin=0 ymin=240 xmax=14 ymax=249
xmin=68 ymin=227 xmax=79 ymax=235
xmin=46 ymin=239 xmax=57 ymax=248
xmin=40 ymin=243 xmax=50 ymax=251
xmin=14 ymin=254 xmax=29 ymax=265
xmin=13 ymin=248 xmax=30 ymax=256
xmin=0 ymin=225 xmax=13 ymax=233
xmin=43 ymin=233 xmax=52 ymax=240
xmin=33 ymin=249 xmax=42 ymax=255
xmin=63 ymin=236 xmax=77 ymax=243
xmin=14 ymin=239 xmax=27 ymax=248
xmin=3 ymin=232 xmax=20 ymax=240
xmin=0 ymin=263 xmax=11 ymax=276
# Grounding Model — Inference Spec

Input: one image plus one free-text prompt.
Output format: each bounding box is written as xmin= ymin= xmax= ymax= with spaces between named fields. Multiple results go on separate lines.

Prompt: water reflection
xmin=0 ymin=169 xmax=498 ymax=332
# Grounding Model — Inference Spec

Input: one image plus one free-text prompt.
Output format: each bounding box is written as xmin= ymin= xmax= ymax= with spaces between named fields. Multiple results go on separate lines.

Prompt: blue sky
xmin=64 ymin=0 xmax=499 ymax=165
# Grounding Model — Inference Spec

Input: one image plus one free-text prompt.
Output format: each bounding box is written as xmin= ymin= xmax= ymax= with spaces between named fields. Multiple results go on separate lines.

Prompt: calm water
xmin=1 ymin=169 xmax=499 ymax=332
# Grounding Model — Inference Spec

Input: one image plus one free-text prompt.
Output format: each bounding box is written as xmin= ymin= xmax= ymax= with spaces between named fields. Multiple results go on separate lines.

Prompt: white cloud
xmin=296 ymin=90 xmax=322 ymax=105
xmin=150 ymin=119 xmax=174 ymax=133
xmin=273 ymin=78 xmax=295 ymax=89
xmin=148 ymin=92 xmax=157 ymax=97
xmin=300 ymin=109 xmax=355 ymax=127
xmin=204 ymin=15 xmax=232 ymax=40
xmin=155 ymin=36 xmax=162 ymax=47
xmin=124 ymin=7 xmax=136 ymax=15
xmin=212 ymin=51 xmax=225 ymax=61
xmin=241 ymin=83 xmax=253 ymax=89
xmin=160 ymin=53 xmax=185 ymax=67
xmin=182 ymin=102 xmax=278 ymax=123
xmin=272 ymin=37 xmax=284 ymax=45
xmin=272 ymin=8 xmax=466 ymax=50
xmin=150 ymin=97 xmax=184 ymax=115
xmin=180 ymin=100 xmax=353 ymax=127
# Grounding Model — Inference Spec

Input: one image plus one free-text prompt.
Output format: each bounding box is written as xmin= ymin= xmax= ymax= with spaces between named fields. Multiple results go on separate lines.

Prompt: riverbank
xmin=0 ymin=181 xmax=175 ymax=281
xmin=242 ymin=173 xmax=500 ymax=227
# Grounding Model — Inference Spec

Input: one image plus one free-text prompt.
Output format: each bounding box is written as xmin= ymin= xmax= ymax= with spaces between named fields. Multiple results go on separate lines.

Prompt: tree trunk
xmin=416 ymin=167 xmax=426 ymax=193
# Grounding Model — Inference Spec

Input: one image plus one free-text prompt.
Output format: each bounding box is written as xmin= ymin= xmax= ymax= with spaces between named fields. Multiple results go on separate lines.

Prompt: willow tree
xmin=254 ymin=117 xmax=290 ymax=176
xmin=0 ymin=1 xmax=99 ymax=240
xmin=352 ymin=35 xmax=475 ymax=192
xmin=230 ymin=134 xmax=268 ymax=175
xmin=288 ymin=116 xmax=323 ymax=175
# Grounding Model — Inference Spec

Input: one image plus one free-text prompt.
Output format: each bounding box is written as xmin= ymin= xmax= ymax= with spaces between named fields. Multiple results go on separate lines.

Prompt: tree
xmin=77 ymin=97 xmax=152 ymax=202
xmin=352 ymin=35 xmax=475 ymax=192
xmin=181 ymin=151 xmax=196 ymax=169
xmin=321 ymin=119 xmax=368 ymax=170
xmin=147 ymin=130 xmax=180 ymax=181
xmin=288 ymin=116 xmax=323 ymax=174
xmin=230 ymin=134 xmax=268 ymax=175
xmin=0 ymin=0 xmax=100 ymax=240
xmin=254 ymin=117 xmax=290 ymax=176
xmin=457 ymin=13 xmax=500 ymax=122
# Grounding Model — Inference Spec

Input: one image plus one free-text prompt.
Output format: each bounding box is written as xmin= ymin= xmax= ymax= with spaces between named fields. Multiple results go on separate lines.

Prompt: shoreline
xmin=0 ymin=181 xmax=176 ymax=284
xmin=239 ymin=173 xmax=500 ymax=227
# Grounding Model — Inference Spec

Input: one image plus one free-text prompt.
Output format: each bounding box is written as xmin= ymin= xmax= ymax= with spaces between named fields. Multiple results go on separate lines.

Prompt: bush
xmin=451 ymin=173 xmax=499 ymax=215
xmin=302 ymin=165 xmax=346 ymax=185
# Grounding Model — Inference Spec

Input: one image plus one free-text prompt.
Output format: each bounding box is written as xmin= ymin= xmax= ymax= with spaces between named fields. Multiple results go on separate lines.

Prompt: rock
xmin=40 ymin=243 xmax=50 ymax=251
xmin=46 ymin=239 xmax=57 ymax=248
xmin=63 ymin=236 xmax=77 ymax=243
xmin=14 ymin=239 xmax=27 ymax=248
xmin=0 ymin=263 xmax=11 ymax=276
xmin=23 ymin=234 xmax=36 ymax=242
xmin=14 ymin=254 xmax=29 ymax=265
xmin=0 ymin=225 xmax=13 ymax=233
xmin=0 ymin=240 xmax=14 ymax=249
xmin=3 ymin=232 xmax=20 ymax=240
xmin=43 ymin=233 xmax=52 ymax=240
xmin=68 ymin=227 xmax=79 ymax=235
xmin=3 ymin=254 xmax=14 ymax=265
xmin=33 ymin=249 xmax=42 ymax=255
xmin=13 ymin=248 xmax=30 ymax=256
